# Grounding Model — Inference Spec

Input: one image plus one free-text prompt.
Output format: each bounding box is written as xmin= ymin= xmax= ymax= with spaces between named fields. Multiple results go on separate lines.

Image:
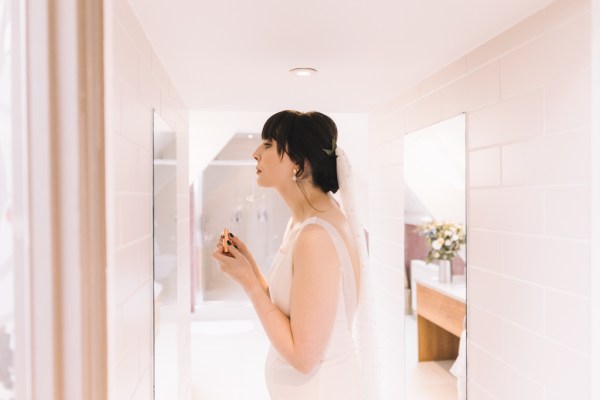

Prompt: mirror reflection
xmin=403 ymin=114 xmax=467 ymax=400
xmin=188 ymin=130 xmax=289 ymax=399
xmin=153 ymin=111 xmax=178 ymax=398
xmin=198 ymin=133 xmax=290 ymax=303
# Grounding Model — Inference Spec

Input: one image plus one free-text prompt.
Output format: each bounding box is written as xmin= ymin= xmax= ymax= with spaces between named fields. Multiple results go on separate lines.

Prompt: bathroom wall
xmin=104 ymin=0 xmax=190 ymax=399
xmin=369 ymin=0 xmax=591 ymax=398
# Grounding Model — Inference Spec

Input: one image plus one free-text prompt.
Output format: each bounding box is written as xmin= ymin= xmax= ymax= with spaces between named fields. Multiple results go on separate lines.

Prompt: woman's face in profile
xmin=252 ymin=139 xmax=295 ymax=188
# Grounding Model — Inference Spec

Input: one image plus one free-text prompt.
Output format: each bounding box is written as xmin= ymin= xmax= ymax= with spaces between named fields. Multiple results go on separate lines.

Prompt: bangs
xmin=261 ymin=110 xmax=302 ymax=157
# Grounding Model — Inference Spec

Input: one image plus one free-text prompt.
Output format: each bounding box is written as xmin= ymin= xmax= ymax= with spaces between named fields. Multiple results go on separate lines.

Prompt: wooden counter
xmin=416 ymin=280 xmax=466 ymax=361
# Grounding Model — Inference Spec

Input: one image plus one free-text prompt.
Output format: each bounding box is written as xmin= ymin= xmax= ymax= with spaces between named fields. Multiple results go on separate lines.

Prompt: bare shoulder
xmin=293 ymin=223 xmax=340 ymax=274
xmin=295 ymin=223 xmax=335 ymax=256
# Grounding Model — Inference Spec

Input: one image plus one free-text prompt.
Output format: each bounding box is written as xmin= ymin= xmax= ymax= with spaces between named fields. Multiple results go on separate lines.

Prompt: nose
xmin=252 ymin=145 xmax=261 ymax=161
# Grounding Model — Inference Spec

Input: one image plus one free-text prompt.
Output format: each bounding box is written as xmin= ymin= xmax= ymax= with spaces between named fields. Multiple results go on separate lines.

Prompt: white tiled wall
xmin=105 ymin=0 xmax=190 ymax=399
xmin=369 ymin=0 xmax=592 ymax=398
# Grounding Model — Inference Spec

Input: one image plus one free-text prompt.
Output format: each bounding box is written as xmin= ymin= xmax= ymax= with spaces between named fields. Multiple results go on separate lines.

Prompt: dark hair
xmin=261 ymin=110 xmax=339 ymax=193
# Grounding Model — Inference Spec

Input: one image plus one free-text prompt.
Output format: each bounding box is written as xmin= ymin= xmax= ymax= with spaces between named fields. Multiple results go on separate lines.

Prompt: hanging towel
xmin=450 ymin=317 xmax=466 ymax=400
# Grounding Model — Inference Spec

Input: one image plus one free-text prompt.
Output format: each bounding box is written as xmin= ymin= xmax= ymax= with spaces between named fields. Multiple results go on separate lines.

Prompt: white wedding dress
xmin=264 ymin=216 xmax=361 ymax=400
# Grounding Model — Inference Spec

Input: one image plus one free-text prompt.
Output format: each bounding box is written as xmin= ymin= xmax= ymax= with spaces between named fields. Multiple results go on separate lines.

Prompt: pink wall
xmin=370 ymin=0 xmax=592 ymax=398
xmin=105 ymin=0 xmax=191 ymax=398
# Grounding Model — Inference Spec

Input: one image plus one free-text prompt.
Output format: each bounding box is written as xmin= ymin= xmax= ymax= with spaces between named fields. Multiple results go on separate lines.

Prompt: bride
xmin=212 ymin=110 xmax=378 ymax=399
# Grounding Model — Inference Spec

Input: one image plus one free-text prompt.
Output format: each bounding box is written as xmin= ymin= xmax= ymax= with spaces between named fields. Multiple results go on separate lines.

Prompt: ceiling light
xmin=290 ymin=67 xmax=317 ymax=77
xmin=247 ymin=134 xmax=254 ymax=139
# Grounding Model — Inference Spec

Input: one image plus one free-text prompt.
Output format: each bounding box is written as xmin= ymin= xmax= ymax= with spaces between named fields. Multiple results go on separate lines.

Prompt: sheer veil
xmin=335 ymin=147 xmax=381 ymax=398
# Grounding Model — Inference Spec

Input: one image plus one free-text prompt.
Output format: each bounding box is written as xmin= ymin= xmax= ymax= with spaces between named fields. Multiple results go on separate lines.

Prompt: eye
xmin=263 ymin=142 xmax=272 ymax=149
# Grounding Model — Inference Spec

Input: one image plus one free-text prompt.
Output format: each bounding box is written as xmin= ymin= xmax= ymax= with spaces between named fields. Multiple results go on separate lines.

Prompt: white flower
xmin=432 ymin=238 xmax=443 ymax=250
xmin=444 ymin=239 xmax=452 ymax=246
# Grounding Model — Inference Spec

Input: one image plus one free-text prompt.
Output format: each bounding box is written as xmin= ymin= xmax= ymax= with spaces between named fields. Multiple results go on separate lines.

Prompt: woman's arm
xmin=213 ymin=224 xmax=340 ymax=374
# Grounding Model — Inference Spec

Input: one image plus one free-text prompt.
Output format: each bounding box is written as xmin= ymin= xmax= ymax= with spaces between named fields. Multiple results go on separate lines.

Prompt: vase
xmin=437 ymin=259 xmax=452 ymax=283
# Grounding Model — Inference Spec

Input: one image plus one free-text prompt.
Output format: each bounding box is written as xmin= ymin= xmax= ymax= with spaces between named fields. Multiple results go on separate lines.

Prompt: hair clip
xmin=322 ymin=138 xmax=337 ymax=157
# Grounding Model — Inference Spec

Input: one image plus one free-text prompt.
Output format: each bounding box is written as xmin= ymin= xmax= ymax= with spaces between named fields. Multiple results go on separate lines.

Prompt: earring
xmin=292 ymin=169 xmax=297 ymax=182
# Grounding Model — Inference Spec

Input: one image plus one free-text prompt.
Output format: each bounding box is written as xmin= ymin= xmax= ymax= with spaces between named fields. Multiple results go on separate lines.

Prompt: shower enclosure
xmin=193 ymin=133 xmax=290 ymax=306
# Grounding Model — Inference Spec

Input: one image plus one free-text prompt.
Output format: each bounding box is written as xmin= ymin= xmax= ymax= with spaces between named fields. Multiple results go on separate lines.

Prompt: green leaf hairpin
xmin=322 ymin=138 xmax=337 ymax=156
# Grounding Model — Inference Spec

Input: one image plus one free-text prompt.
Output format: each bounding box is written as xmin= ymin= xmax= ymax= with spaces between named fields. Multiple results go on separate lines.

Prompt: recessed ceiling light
xmin=247 ymin=134 xmax=254 ymax=139
xmin=290 ymin=67 xmax=318 ymax=77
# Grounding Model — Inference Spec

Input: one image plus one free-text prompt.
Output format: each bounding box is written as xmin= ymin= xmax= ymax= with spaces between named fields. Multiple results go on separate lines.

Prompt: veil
xmin=335 ymin=147 xmax=381 ymax=398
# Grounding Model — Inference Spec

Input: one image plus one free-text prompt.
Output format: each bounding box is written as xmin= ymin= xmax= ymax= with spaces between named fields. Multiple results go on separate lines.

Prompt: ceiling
xmin=129 ymin=0 xmax=552 ymax=113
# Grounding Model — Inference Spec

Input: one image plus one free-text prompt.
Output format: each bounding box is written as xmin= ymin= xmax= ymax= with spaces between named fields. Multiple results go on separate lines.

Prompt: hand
xmin=212 ymin=238 xmax=256 ymax=289
xmin=224 ymin=231 xmax=257 ymax=268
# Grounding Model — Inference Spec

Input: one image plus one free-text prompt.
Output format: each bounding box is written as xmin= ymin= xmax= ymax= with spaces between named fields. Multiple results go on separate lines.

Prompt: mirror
xmin=403 ymin=114 xmax=467 ymax=400
xmin=188 ymin=131 xmax=290 ymax=399
xmin=152 ymin=111 xmax=178 ymax=399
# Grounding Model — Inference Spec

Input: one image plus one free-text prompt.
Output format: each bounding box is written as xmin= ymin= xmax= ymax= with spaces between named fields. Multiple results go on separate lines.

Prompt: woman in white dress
xmin=212 ymin=110 xmax=363 ymax=399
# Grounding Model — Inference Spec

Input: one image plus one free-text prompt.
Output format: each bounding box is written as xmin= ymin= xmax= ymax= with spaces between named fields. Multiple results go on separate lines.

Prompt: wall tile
xmin=373 ymin=261 xmax=404 ymax=295
xmin=499 ymin=321 xmax=548 ymax=387
xmin=115 ymin=134 xmax=141 ymax=192
xmin=468 ymin=267 xmax=505 ymax=315
xmin=369 ymin=165 xmax=403 ymax=193
xmin=151 ymin=51 xmax=171 ymax=93
xmin=369 ymin=215 xmax=404 ymax=244
xmin=370 ymin=110 xmax=404 ymax=146
xmin=421 ymin=56 xmax=467 ymax=95
xmin=442 ymin=61 xmax=500 ymax=118
xmin=468 ymin=147 xmax=501 ymax=188
xmin=500 ymin=275 xmax=545 ymax=333
xmin=138 ymin=147 xmax=153 ymax=192
xmin=468 ymin=305 xmax=504 ymax=358
xmin=545 ymin=184 xmax=590 ymax=239
xmin=376 ymin=287 xmax=404 ymax=323
xmin=469 ymin=89 xmax=543 ymax=149
xmin=114 ymin=0 xmax=153 ymax=66
xmin=369 ymin=237 xmax=404 ymax=267
xmin=502 ymin=234 xmax=590 ymax=296
xmin=542 ymin=339 xmax=590 ymax=399
xmin=545 ymin=289 xmax=590 ymax=353
xmin=543 ymin=0 xmax=590 ymax=31
xmin=404 ymin=92 xmax=443 ymax=134
xmin=369 ymin=136 xmax=403 ymax=169
xmin=369 ymin=190 xmax=403 ymax=218
xmin=139 ymin=61 xmax=161 ymax=111
xmin=467 ymin=11 xmax=544 ymax=71
xmin=132 ymin=367 xmax=151 ymax=400
xmin=467 ymin=380 xmax=498 ymax=400
xmin=502 ymin=129 xmax=590 ymax=185
xmin=545 ymin=69 xmax=591 ymax=133
xmin=467 ymin=229 xmax=503 ymax=272
xmin=121 ymin=87 xmax=153 ymax=150
xmin=501 ymin=12 xmax=590 ymax=97
xmin=114 ymin=243 xmax=140 ymax=305
xmin=118 ymin=193 xmax=152 ymax=246
xmin=113 ymin=82 xmax=122 ymax=133
xmin=113 ymin=22 xmax=139 ymax=92
xmin=379 ymin=84 xmax=422 ymax=115
xmin=113 ymin=344 xmax=139 ymax=399
xmin=470 ymin=187 xmax=545 ymax=234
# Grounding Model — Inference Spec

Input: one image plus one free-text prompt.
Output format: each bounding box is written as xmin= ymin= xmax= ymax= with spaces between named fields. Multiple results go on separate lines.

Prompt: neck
xmin=276 ymin=180 xmax=333 ymax=223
